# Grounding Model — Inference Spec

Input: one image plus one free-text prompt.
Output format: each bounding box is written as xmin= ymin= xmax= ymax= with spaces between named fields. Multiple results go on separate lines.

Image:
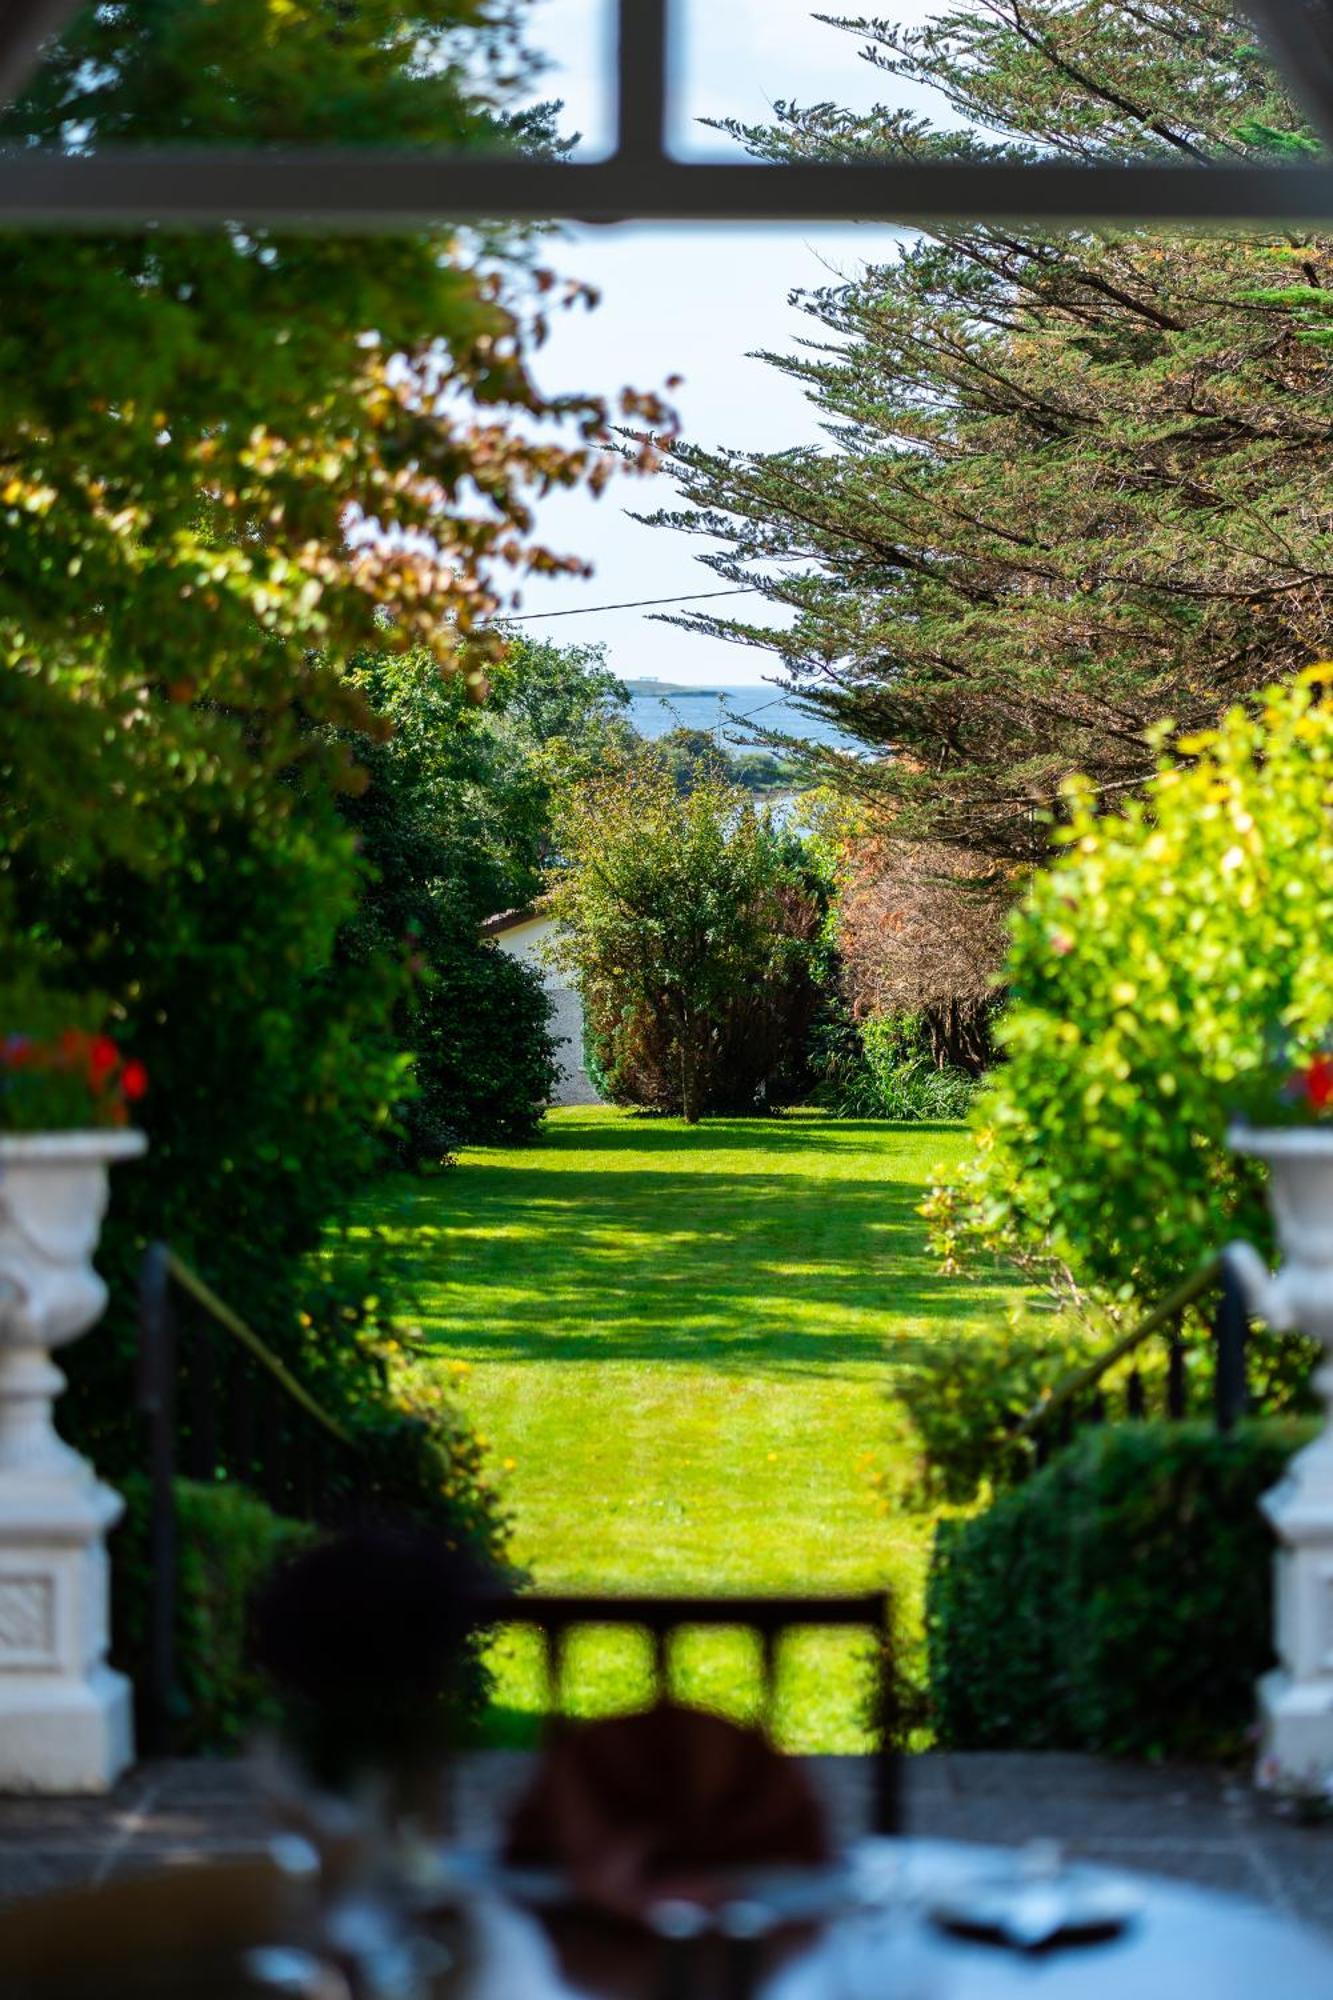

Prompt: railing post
xmin=136 ymin=1243 xmax=179 ymax=1755
xmin=1167 ymin=1315 xmax=1187 ymax=1419
xmin=1215 ymin=1250 xmax=1251 ymax=1434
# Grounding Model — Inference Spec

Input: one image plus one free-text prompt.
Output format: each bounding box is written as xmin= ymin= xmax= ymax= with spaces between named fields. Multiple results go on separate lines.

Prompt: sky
xmin=500 ymin=1 xmax=943 ymax=687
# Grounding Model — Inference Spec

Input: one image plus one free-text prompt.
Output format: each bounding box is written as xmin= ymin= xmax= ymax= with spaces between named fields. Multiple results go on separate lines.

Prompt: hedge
xmin=112 ymin=1476 xmax=313 ymax=1752
xmin=927 ymin=1419 xmax=1315 ymax=1759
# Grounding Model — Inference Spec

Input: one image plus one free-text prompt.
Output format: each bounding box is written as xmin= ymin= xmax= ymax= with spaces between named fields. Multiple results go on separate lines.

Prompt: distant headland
xmin=623 ymin=678 xmax=726 ymax=698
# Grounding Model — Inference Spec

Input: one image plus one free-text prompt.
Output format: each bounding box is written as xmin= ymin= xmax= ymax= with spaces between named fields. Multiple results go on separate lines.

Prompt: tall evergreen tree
xmin=651 ymin=3 xmax=1332 ymax=866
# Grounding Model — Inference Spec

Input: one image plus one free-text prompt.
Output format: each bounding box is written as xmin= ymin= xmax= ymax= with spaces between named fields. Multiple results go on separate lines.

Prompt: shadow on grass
xmin=516 ymin=1113 xmax=967 ymax=1158
xmin=375 ymin=1145 xmax=1012 ymax=1377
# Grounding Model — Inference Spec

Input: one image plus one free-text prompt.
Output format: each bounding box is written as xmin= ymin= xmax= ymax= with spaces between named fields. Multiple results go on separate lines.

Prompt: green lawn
xmin=370 ymin=1106 xmax=1019 ymax=1748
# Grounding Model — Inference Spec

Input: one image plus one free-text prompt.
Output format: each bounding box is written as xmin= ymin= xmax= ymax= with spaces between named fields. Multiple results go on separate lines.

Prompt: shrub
xmin=887 ymin=1309 xmax=1107 ymax=1507
xmin=405 ymin=943 xmax=557 ymax=1155
xmin=834 ymin=837 xmax=1007 ymax=1074
xmin=928 ymin=669 xmax=1333 ymax=1306
xmin=927 ymin=1420 xmax=1314 ymax=1757
xmin=552 ymin=760 xmax=828 ymax=1121
xmin=342 ymin=1378 xmax=513 ymax=1574
xmin=113 ymin=1477 xmax=314 ymax=1752
xmin=822 ymin=1010 xmax=977 ymax=1121
xmin=111 ymin=1379 xmax=512 ymax=1754
xmin=339 ymin=649 xmax=563 ymax=1155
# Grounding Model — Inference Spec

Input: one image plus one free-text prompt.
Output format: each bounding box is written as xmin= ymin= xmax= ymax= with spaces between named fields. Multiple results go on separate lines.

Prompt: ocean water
xmin=626 ymin=684 xmax=854 ymax=752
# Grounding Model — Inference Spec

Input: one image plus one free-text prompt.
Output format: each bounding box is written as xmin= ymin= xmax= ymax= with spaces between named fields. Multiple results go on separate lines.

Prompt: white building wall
xmin=490 ymin=915 xmax=600 ymax=1108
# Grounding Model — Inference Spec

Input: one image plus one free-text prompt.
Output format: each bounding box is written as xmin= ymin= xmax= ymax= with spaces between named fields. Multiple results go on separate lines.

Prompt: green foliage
xmin=821 ymin=1010 xmax=978 ymax=1121
xmin=652 ymin=4 xmax=1332 ymax=868
xmin=334 ymin=638 xmax=646 ymax=1152
xmin=406 ymin=947 xmax=558 ymax=1153
xmin=927 ymin=1420 xmax=1312 ymax=1757
xmin=487 ymin=636 xmax=638 ymax=827
xmin=655 ymin=726 xmax=803 ymax=798
xmin=550 ymin=760 xmax=827 ymax=1122
xmin=51 ymin=789 xmax=414 ymax=1482
xmin=342 ymin=1376 xmax=513 ymax=1572
xmin=0 ymin=8 xmax=644 ymax=1539
xmin=0 ymin=1 xmax=628 ymax=889
xmin=339 ymin=649 xmax=562 ymax=1153
xmin=928 ymin=670 xmax=1333 ymax=1314
xmin=113 ymin=1477 xmax=313 ymax=1752
xmin=887 ymin=1310 xmax=1105 ymax=1508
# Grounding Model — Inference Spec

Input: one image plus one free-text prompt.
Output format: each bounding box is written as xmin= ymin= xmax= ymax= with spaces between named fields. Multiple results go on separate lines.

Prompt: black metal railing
xmin=136 ymin=1241 xmax=369 ymax=1749
xmin=1008 ymin=1248 xmax=1253 ymax=1478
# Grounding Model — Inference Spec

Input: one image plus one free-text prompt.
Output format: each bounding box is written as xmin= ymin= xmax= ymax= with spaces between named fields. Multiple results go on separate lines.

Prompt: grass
xmin=369 ymin=1106 xmax=1021 ymax=1749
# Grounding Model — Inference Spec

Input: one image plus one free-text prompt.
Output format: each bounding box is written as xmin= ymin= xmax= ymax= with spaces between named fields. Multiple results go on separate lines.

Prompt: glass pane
xmin=673 ymin=0 xmax=924 ymax=159
xmin=520 ymin=0 xmax=617 ymax=161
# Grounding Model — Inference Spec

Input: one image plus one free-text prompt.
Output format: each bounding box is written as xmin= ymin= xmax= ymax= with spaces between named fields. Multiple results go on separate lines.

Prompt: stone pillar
xmin=1229 ymin=1129 xmax=1333 ymax=1787
xmin=1258 ymin=1430 xmax=1333 ymax=1780
xmin=0 ymin=1132 xmax=144 ymax=1791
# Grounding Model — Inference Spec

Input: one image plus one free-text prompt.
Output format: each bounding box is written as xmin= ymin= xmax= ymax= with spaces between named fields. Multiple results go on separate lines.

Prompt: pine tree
xmin=650 ymin=3 xmax=1333 ymax=866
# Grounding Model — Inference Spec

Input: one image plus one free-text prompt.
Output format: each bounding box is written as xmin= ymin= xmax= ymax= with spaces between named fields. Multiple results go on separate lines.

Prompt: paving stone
xmin=0 ymin=1750 xmax=1330 ymax=1940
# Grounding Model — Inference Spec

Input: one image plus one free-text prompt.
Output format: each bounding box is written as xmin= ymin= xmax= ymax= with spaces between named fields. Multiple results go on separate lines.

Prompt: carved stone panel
xmin=0 ymin=1574 xmax=56 ymax=1669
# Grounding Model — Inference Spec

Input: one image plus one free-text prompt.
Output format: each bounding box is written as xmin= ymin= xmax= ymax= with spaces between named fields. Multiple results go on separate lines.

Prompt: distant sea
xmin=625 ymin=683 xmax=855 ymax=753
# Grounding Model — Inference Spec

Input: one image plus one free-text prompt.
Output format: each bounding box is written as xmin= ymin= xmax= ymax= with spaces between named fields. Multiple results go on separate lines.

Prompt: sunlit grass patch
xmin=480 ymin=1622 xmax=884 ymax=1754
xmin=362 ymin=1107 xmax=1021 ymax=1748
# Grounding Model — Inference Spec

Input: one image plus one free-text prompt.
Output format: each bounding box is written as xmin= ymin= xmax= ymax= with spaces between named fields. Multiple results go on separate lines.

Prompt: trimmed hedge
xmin=927 ymin=1420 xmax=1314 ymax=1759
xmin=113 ymin=1476 xmax=313 ymax=1752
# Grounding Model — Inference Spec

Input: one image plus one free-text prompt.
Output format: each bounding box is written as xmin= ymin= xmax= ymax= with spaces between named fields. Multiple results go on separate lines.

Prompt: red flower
xmin=87 ymin=1035 xmax=119 ymax=1088
xmin=1305 ymin=1052 xmax=1333 ymax=1113
xmin=120 ymin=1059 xmax=148 ymax=1103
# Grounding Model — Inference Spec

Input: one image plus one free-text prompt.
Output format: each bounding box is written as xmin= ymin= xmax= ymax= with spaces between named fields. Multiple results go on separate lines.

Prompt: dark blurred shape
xmin=0 ymin=1 xmax=82 ymax=106
xmin=253 ymin=1526 xmax=505 ymax=1795
xmin=505 ymin=1701 xmax=830 ymax=1924
xmin=0 ymin=1839 xmax=337 ymax=2000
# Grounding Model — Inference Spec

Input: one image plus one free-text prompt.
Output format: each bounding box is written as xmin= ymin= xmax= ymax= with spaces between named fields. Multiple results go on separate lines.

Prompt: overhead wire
xmin=499 ymin=586 xmax=760 ymax=622
xmin=489 ymin=582 xmax=818 ymax=742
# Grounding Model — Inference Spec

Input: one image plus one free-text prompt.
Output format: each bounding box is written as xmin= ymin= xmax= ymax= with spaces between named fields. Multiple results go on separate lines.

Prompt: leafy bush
xmin=113 ymin=1477 xmax=313 ymax=1752
xmin=405 ymin=945 xmax=557 ymax=1154
xmin=340 ymin=644 xmax=644 ymax=1153
xmin=111 ymin=1377 xmax=512 ymax=1753
xmin=823 ymin=1010 xmax=978 ymax=1121
xmin=341 ymin=1376 xmax=513 ymax=1573
xmin=552 ymin=760 xmax=829 ymax=1121
xmin=927 ymin=669 xmax=1333 ymax=1306
xmin=887 ymin=1309 xmax=1106 ymax=1507
xmin=927 ymin=1420 xmax=1313 ymax=1757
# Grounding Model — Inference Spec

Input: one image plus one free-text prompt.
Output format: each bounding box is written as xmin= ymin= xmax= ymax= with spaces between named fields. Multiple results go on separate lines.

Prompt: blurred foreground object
xmin=0 ymin=1837 xmax=341 ymax=2000
xmin=253 ymin=1526 xmax=504 ymax=1813
xmin=505 ymin=1701 xmax=830 ymax=1924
